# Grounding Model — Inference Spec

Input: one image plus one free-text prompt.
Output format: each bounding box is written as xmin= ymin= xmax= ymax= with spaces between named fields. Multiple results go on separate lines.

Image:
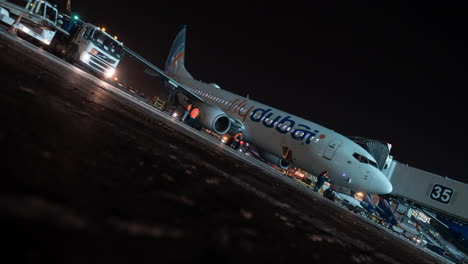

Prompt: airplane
xmin=163 ymin=25 xmax=393 ymax=194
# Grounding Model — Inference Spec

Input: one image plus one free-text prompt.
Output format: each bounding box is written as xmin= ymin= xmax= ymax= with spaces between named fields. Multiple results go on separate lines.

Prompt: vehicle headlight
xmin=20 ymin=25 xmax=30 ymax=33
xmin=80 ymin=52 xmax=91 ymax=63
xmin=104 ymin=68 xmax=115 ymax=78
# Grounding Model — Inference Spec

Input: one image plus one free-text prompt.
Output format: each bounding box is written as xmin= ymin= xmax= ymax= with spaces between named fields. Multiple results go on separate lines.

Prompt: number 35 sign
xmin=430 ymin=184 xmax=453 ymax=204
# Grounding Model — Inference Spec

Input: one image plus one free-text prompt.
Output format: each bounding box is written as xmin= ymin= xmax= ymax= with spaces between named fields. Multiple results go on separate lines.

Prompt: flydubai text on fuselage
xmin=165 ymin=25 xmax=393 ymax=194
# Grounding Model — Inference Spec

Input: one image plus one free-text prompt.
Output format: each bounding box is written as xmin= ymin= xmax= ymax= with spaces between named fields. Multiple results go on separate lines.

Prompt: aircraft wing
xmin=142 ymin=68 xmax=206 ymax=103
xmin=174 ymin=85 xmax=245 ymax=130
xmin=169 ymin=81 xmax=206 ymax=104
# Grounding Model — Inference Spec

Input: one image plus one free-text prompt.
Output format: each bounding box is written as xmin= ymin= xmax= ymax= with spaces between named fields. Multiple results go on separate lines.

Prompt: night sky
xmin=69 ymin=2 xmax=467 ymax=183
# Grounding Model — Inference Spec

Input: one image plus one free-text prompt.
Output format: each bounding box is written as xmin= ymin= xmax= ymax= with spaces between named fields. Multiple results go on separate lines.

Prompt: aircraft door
xmin=323 ymin=139 xmax=343 ymax=160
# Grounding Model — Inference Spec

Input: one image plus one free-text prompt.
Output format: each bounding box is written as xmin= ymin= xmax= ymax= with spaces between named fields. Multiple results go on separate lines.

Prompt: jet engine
xmin=196 ymin=103 xmax=231 ymax=135
xmin=258 ymin=149 xmax=290 ymax=170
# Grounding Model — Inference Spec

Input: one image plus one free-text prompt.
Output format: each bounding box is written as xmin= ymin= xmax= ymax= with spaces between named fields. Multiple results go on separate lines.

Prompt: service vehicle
xmin=1 ymin=0 xmax=124 ymax=78
xmin=50 ymin=14 xmax=124 ymax=78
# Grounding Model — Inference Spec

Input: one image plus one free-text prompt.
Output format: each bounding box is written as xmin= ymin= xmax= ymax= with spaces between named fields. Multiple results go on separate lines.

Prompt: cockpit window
xmin=353 ymin=153 xmax=378 ymax=168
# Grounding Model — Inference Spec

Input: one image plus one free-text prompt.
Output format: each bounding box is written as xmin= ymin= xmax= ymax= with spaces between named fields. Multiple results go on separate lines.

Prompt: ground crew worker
xmin=181 ymin=103 xmax=193 ymax=123
xmin=231 ymin=132 xmax=243 ymax=150
xmin=314 ymin=170 xmax=330 ymax=192
xmin=187 ymin=105 xmax=199 ymax=127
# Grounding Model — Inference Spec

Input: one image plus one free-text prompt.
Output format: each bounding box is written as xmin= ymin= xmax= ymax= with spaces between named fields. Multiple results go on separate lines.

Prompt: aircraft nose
xmin=371 ymin=174 xmax=393 ymax=194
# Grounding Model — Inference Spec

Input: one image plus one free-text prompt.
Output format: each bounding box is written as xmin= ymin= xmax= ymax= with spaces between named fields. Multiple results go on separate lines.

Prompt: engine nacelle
xmin=258 ymin=149 xmax=290 ymax=170
xmin=196 ymin=103 xmax=231 ymax=134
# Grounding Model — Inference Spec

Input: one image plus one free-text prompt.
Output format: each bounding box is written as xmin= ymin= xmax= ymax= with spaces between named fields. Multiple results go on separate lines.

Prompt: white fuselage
xmin=174 ymin=75 xmax=393 ymax=194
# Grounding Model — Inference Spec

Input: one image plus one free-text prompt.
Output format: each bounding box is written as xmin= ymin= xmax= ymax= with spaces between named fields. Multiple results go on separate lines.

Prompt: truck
xmin=0 ymin=0 xmax=64 ymax=45
xmin=0 ymin=0 xmax=124 ymax=78
xmin=49 ymin=14 xmax=124 ymax=78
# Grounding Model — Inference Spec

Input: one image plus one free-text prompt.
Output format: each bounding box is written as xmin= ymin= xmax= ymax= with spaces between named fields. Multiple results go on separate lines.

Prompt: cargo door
xmin=323 ymin=139 xmax=343 ymax=160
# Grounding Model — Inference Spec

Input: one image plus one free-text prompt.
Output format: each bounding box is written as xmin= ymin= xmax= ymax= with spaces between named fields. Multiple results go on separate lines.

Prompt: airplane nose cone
xmin=371 ymin=174 xmax=393 ymax=194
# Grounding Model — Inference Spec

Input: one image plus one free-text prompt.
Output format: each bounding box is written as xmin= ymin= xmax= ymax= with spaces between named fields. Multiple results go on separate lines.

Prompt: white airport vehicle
xmin=0 ymin=0 xmax=123 ymax=78
xmin=163 ymin=25 xmax=393 ymax=194
xmin=49 ymin=14 xmax=124 ymax=78
xmin=0 ymin=0 xmax=64 ymax=45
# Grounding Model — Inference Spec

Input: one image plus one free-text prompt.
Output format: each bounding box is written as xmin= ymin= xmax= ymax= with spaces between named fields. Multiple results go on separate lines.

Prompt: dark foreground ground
xmin=0 ymin=29 xmax=447 ymax=263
